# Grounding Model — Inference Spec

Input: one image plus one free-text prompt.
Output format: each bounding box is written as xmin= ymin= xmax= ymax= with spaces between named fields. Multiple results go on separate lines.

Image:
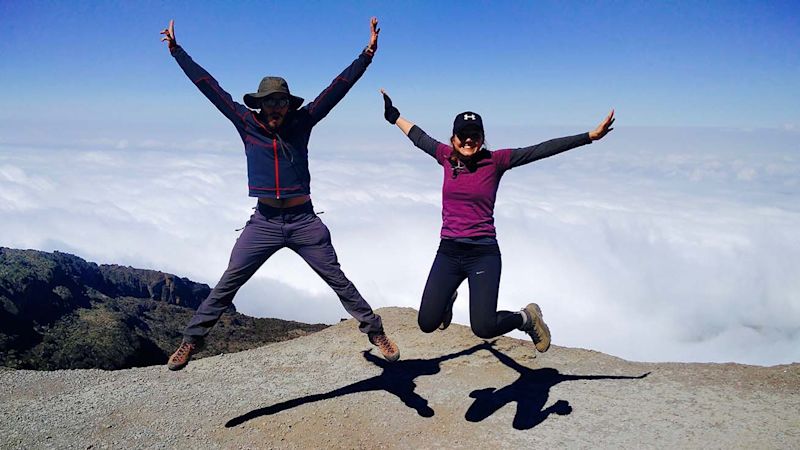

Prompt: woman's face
xmin=451 ymin=128 xmax=484 ymax=157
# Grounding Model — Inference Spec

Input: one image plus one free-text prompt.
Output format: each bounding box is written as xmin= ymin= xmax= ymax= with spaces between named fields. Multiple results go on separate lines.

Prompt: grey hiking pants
xmin=183 ymin=201 xmax=383 ymax=343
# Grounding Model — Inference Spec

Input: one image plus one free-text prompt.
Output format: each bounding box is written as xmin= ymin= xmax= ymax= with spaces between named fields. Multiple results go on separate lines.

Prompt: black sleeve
xmin=507 ymin=132 xmax=592 ymax=169
xmin=407 ymin=125 xmax=442 ymax=159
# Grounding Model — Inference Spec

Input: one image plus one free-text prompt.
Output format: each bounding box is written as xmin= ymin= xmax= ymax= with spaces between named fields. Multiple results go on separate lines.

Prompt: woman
xmin=380 ymin=90 xmax=614 ymax=352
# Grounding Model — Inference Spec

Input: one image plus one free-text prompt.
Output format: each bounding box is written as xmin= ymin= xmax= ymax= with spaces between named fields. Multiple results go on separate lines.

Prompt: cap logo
xmin=463 ymin=113 xmax=477 ymax=120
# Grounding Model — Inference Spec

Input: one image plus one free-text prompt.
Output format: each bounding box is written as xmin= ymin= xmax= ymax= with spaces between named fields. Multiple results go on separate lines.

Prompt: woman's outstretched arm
xmin=505 ymin=109 xmax=615 ymax=169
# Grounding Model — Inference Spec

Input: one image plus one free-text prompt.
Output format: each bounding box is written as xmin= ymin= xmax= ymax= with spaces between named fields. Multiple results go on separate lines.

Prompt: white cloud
xmin=0 ymin=126 xmax=798 ymax=366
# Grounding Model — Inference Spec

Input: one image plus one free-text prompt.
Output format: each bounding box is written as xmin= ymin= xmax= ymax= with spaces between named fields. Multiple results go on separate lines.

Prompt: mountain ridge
xmin=0 ymin=247 xmax=327 ymax=370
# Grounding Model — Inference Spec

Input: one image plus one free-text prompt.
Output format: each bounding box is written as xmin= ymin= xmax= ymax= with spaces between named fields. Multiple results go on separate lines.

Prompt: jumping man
xmin=161 ymin=18 xmax=399 ymax=370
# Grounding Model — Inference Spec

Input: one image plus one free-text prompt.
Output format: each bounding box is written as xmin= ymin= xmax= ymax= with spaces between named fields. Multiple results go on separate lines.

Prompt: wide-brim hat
xmin=243 ymin=76 xmax=304 ymax=110
xmin=453 ymin=111 xmax=484 ymax=136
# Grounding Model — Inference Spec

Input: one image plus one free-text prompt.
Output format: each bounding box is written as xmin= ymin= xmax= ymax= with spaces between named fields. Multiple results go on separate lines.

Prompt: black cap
xmin=452 ymin=111 xmax=484 ymax=136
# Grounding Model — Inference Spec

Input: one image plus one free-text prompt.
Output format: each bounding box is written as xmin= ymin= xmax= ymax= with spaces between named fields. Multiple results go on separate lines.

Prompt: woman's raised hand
xmin=380 ymin=89 xmax=400 ymax=124
xmin=589 ymin=109 xmax=615 ymax=141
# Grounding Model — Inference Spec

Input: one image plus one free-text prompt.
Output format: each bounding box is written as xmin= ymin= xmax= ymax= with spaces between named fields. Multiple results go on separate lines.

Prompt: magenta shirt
xmin=432 ymin=143 xmax=510 ymax=238
xmin=407 ymin=126 xmax=592 ymax=239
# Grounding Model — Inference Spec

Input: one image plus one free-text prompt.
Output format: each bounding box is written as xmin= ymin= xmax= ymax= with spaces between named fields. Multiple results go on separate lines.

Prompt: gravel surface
xmin=1 ymin=307 xmax=798 ymax=449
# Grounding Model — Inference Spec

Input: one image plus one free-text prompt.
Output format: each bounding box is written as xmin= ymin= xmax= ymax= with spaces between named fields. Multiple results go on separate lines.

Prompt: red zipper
xmin=273 ymin=139 xmax=280 ymax=199
xmin=251 ymin=113 xmax=281 ymax=199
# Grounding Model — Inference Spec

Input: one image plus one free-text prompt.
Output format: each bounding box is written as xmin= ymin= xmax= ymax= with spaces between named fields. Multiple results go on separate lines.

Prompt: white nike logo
xmin=476 ymin=271 xmax=485 ymax=275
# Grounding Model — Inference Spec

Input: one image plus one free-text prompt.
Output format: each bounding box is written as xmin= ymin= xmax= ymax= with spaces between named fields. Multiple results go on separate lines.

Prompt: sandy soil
xmin=1 ymin=307 xmax=798 ymax=449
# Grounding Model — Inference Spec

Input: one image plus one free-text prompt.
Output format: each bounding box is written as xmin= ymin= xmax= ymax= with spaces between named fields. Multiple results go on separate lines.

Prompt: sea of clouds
xmin=1 ymin=125 xmax=798 ymax=366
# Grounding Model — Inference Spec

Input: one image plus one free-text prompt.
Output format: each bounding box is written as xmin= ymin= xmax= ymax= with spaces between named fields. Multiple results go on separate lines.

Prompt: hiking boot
xmin=520 ymin=303 xmax=551 ymax=352
xmin=439 ymin=291 xmax=458 ymax=330
xmin=368 ymin=332 xmax=400 ymax=362
xmin=167 ymin=341 xmax=196 ymax=371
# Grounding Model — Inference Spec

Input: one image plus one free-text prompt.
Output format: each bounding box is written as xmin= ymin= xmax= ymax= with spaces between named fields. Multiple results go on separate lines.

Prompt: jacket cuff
xmin=360 ymin=47 xmax=375 ymax=62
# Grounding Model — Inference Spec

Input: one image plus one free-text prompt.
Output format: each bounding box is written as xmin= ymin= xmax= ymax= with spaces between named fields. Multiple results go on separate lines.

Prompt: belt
xmin=258 ymin=195 xmax=311 ymax=208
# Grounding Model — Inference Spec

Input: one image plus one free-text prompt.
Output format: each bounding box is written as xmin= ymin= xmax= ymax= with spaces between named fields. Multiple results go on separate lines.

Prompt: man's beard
xmin=265 ymin=112 xmax=284 ymax=130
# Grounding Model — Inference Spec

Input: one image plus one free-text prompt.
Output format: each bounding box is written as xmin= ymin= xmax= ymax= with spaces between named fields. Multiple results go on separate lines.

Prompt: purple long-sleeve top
xmin=407 ymin=126 xmax=592 ymax=239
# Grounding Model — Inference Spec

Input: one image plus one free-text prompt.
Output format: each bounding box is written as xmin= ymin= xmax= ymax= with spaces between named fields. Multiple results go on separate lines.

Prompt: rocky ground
xmin=1 ymin=307 xmax=798 ymax=449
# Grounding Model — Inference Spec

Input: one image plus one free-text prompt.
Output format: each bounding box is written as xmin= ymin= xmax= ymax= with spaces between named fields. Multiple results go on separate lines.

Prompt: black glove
xmin=382 ymin=92 xmax=400 ymax=124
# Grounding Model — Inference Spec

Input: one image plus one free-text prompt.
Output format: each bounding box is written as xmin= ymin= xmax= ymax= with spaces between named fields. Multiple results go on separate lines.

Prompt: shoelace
xmin=373 ymin=334 xmax=393 ymax=350
xmin=522 ymin=311 xmax=542 ymax=342
xmin=173 ymin=343 xmax=194 ymax=360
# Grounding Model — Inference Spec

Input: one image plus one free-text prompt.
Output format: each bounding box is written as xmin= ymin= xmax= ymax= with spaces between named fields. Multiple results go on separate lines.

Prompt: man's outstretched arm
xmin=305 ymin=17 xmax=380 ymax=126
xmin=161 ymin=20 xmax=249 ymax=130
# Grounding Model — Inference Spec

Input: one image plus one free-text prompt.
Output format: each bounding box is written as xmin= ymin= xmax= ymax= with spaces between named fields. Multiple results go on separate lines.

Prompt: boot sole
xmin=167 ymin=358 xmax=189 ymax=371
xmin=382 ymin=350 xmax=400 ymax=362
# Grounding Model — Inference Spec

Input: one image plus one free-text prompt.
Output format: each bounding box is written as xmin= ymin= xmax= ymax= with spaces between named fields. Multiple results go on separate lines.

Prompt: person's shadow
xmin=225 ymin=341 xmax=494 ymax=428
xmin=465 ymin=345 xmax=650 ymax=430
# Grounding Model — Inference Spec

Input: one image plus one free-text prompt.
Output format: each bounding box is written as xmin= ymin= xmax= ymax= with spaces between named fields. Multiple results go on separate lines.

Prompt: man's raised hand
xmin=367 ymin=17 xmax=380 ymax=55
xmin=160 ymin=19 xmax=177 ymax=50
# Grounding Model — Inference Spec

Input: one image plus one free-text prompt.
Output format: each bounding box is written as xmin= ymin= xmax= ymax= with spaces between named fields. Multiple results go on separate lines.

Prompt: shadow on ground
xmin=467 ymin=345 xmax=649 ymax=429
xmin=225 ymin=342 xmax=492 ymax=427
xmin=225 ymin=341 xmax=648 ymax=429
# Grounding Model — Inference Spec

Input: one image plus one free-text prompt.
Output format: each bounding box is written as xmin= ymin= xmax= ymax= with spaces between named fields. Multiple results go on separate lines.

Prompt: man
xmin=160 ymin=17 xmax=399 ymax=370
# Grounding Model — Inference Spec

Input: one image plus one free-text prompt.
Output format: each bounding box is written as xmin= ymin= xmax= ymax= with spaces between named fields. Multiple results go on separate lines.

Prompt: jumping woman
xmin=380 ymin=90 xmax=614 ymax=352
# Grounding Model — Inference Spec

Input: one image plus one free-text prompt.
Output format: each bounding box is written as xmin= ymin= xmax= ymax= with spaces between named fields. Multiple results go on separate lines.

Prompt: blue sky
xmin=1 ymin=1 xmax=799 ymax=365
xmin=1 ymin=0 xmax=798 ymax=134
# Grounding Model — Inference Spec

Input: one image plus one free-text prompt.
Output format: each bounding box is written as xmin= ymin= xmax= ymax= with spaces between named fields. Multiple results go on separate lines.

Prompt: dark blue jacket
xmin=171 ymin=45 xmax=373 ymax=198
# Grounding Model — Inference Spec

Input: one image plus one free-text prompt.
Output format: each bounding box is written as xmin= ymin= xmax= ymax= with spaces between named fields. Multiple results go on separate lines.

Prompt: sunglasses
xmin=456 ymin=130 xmax=483 ymax=142
xmin=262 ymin=97 xmax=290 ymax=108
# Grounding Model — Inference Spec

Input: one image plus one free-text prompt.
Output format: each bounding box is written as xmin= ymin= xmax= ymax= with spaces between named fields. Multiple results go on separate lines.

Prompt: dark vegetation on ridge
xmin=0 ymin=247 xmax=328 ymax=370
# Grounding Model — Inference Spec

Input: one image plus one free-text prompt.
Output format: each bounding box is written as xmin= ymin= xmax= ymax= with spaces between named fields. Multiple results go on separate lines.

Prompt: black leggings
xmin=418 ymin=240 xmax=523 ymax=338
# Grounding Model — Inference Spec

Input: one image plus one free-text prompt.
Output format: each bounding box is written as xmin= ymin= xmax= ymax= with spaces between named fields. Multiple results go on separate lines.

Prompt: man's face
xmin=261 ymin=94 xmax=290 ymax=130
